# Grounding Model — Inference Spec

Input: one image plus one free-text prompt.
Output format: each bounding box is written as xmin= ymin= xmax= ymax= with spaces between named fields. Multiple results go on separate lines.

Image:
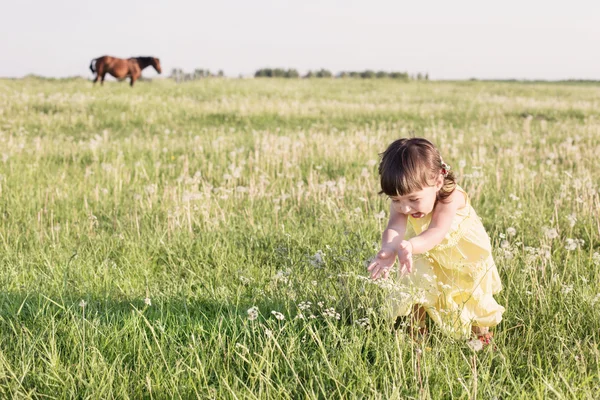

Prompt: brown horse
xmin=89 ymin=56 xmax=162 ymax=86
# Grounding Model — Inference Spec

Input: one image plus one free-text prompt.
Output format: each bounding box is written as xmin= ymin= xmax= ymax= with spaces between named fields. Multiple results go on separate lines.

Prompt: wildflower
xmin=374 ymin=211 xmax=386 ymax=220
xmin=509 ymin=194 xmax=519 ymax=201
xmin=506 ymin=227 xmax=517 ymax=237
xmin=182 ymin=192 xmax=203 ymax=202
xmin=309 ymin=251 xmax=325 ymax=268
xmin=544 ymin=227 xmax=559 ymax=240
xmin=271 ymin=311 xmax=285 ymax=320
xmin=561 ymin=284 xmax=574 ymax=295
xmin=567 ymin=214 xmax=577 ymax=228
xmin=79 ymin=299 xmax=87 ymax=308
xmin=355 ymin=317 xmax=370 ymax=327
xmin=592 ymin=252 xmax=600 ymax=266
xmin=467 ymin=339 xmax=483 ymax=352
xmin=564 ymin=238 xmax=584 ymax=251
xmin=273 ymin=270 xmax=290 ymax=284
xmin=247 ymin=306 xmax=259 ymax=321
xmin=322 ymin=307 xmax=341 ymax=320
xmin=144 ymin=184 xmax=157 ymax=195
xmin=297 ymin=301 xmax=312 ymax=311
xmin=144 ymin=297 xmax=152 ymax=306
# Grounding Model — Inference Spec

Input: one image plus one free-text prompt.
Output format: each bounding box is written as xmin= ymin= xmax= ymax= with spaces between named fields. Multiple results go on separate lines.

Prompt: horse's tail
xmin=89 ymin=59 xmax=96 ymax=73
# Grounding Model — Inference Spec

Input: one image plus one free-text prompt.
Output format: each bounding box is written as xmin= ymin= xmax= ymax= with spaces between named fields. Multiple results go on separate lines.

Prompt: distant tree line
xmin=254 ymin=68 xmax=300 ymax=78
xmin=254 ymin=68 xmax=428 ymax=80
xmin=168 ymin=67 xmax=430 ymax=81
xmin=170 ymin=68 xmax=224 ymax=82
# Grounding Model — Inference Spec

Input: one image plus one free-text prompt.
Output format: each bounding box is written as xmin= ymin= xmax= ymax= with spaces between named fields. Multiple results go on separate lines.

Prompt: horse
xmin=89 ymin=56 xmax=162 ymax=87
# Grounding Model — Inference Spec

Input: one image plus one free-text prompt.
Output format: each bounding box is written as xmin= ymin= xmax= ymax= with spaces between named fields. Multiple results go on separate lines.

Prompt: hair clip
xmin=441 ymin=161 xmax=451 ymax=177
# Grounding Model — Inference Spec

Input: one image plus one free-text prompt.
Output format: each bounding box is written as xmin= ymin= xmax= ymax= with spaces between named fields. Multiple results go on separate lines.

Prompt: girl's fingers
xmin=367 ymin=260 xmax=377 ymax=271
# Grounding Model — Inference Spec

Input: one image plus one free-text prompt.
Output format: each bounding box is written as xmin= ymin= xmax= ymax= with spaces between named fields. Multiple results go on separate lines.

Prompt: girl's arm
xmin=408 ymin=193 xmax=462 ymax=255
xmin=381 ymin=202 xmax=408 ymax=252
xmin=368 ymin=203 xmax=408 ymax=279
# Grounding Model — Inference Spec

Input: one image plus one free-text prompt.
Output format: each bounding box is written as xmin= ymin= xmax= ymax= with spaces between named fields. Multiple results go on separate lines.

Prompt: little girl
xmin=367 ymin=138 xmax=504 ymax=344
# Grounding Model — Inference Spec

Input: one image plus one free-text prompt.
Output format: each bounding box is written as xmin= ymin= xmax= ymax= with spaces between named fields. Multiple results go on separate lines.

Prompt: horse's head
xmin=152 ymin=58 xmax=162 ymax=74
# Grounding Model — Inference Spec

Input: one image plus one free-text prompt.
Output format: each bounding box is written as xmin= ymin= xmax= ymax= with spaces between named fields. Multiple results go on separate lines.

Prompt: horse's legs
xmin=93 ymin=74 xmax=99 ymax=85
xmin=130 ymin=74 xmax=139 ymax=87
xmin=100 ymin=73 xmax=106 ymax=86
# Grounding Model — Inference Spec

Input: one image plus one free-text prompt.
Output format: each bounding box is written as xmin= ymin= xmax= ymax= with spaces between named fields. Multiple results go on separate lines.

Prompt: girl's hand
xmin=367 ymin=247 xmax=396 ymax=280
xmin=397 ymin=240 xmax=413 ymax=274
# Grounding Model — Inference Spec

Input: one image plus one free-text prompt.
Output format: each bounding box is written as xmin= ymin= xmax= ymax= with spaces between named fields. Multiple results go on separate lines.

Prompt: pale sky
xmin=1 ymin=0 xmax=599 ymax=80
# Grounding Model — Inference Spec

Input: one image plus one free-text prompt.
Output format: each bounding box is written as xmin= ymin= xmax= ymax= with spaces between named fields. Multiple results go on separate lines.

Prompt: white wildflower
xmin=144 ymin=184 xmax=157 ymax=195
xmin=561 ymin=284 xmax=574 ymax=295
xmin=374 ymin=210 xmax=386 ymax=220
xmin=564 ymin=238 xmax=584 ymax=251
xmin=467 ymin=339 xmax=483 ymax=352
xmin=322 ymin=307 xmax=341 ymax=320
xmin=544 ymin=227 xmax=559 ymax=240
xmin=144 ymin=297 xmax=152 ymax=306
xmin=247 ymin=306 xmax=259 ymax=321
xmin=79 ymin=299 xmax=87 ymax=308
xmin=309 ymin=251 xmax=325 ymax=268
xmin=593 ymin=252 xmax=600 ymax=266
xmin=506 ymin=227 xmax=517 ymax=237
xmin=567 ymin=214 xmax=577 ymax=228
xmin=271 ymin=311 xmax=285 ymax=321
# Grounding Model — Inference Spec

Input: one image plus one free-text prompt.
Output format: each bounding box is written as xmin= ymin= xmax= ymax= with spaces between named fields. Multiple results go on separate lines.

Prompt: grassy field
xmin=0 ymin=77 xmax=599 ymax=399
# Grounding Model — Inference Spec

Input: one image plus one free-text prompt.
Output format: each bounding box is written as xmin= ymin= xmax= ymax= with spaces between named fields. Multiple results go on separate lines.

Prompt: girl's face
xmin=389 ymin=174 xmax=444 ymax=218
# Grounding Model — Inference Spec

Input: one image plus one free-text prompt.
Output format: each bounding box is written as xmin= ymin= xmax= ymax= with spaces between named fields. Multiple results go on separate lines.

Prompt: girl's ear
xmin=435 ymin=173 xmax=444 ymax=191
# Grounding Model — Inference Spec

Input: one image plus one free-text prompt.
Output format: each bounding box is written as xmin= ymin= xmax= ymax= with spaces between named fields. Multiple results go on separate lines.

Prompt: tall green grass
xmin=0 ymin=77 xmax=598 ymax=398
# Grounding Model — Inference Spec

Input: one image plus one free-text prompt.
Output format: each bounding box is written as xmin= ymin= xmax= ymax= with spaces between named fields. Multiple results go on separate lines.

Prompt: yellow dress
xmin=388 ymin=186 xmax=505 ymax=339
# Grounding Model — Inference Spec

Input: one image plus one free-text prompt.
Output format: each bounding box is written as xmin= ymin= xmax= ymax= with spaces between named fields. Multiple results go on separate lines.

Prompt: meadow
xmin=0 ymin=77 xmax=599 ymax=399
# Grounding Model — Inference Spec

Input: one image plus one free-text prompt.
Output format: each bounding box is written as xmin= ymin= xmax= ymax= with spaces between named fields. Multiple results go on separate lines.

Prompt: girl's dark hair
xmin=378 ymin=137 xmax=456 ymax=203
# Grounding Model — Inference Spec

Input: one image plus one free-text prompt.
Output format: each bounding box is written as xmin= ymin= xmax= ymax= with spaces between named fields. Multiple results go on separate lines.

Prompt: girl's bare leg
xmin=408 ymin=304 xmax=427 ymax=339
